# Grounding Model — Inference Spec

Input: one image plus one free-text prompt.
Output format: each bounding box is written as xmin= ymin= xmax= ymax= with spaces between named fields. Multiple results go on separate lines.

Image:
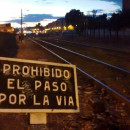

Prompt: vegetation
xmin=65 ymin=9 xmax=86 ymax=34
xmin=35 ymin=23 xmax=44 ymax=31
xmin=65 ymin=9 xmax=130 ymax=38
xmin=0 ymin=33 xmax=18 ymax=57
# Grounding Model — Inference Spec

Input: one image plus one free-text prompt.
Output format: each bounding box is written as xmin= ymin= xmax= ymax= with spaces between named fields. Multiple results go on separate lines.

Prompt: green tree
xmin=122 ymin=9 xmax=130 ymax=28
xmin=65 ymin=9 xmax=86 ymax=34
xmin=35 ymin=23 xmax=44 ymax=31
xmin=110 ymin=12 xmax=122 ymax=38
xmin=99 ymin=14 xmax=107 ymax=38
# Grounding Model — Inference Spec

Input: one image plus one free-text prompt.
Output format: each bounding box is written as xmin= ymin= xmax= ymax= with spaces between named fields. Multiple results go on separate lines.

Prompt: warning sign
xmin=0 ymin=57 xmax=79 ymax=113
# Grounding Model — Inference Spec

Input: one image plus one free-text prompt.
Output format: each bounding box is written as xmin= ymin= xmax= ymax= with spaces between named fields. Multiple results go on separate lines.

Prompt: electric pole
xmin=21 ymin=9 xmax=23 ymax=35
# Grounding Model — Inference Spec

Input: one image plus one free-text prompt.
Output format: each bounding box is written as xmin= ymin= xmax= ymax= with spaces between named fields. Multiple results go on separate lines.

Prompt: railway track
xmin=43 ymin=37 xmax=130 ymax=55
xmin=41 ymin=38 xmax=130 ymax=70
xmin=29 ymin=38 xmax=130 ymax=108
xmin=56 ymin=38 xmax=130 ymax=54
xmin=37 ymin=38 xmax=130 ymax=74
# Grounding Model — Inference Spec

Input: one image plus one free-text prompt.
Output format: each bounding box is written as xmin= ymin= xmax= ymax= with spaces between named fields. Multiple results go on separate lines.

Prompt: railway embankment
xmin=0 ymin=38 xmax=129 ymax=129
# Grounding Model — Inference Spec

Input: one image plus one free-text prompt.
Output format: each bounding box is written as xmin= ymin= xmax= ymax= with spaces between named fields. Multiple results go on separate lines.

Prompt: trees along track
xmin=30 ymin=38 xmax=130 ymax=107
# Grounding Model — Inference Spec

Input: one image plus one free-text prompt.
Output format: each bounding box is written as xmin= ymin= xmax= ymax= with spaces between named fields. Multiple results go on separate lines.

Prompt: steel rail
xmin=36 ymin=39 xmax=130 ymax=74
xmin=31 ymin=39 xmax=130 ymax=103
xmin=55 ymin=39 xmax=130 ymax=54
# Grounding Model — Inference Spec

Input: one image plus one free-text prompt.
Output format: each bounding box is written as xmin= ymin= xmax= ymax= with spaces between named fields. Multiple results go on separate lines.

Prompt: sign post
xmin=30 ymin=113 xmax=47 ymax=124
xmin=0 ymin=57 xmax=79 ymax=125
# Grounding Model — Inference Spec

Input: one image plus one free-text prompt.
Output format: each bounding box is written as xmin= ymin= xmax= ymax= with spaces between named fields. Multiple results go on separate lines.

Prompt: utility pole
xmin=21 ymin=9 xmax=23 ymax=35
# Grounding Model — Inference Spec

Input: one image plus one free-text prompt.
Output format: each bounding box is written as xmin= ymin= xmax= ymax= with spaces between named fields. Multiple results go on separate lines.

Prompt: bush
xmin=0 ymin=32 xmax=18 ymax=57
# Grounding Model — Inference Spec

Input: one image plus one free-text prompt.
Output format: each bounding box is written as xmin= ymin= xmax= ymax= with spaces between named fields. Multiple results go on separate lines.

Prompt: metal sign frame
xmin=0 ymin=57 xmax=79 ymax=113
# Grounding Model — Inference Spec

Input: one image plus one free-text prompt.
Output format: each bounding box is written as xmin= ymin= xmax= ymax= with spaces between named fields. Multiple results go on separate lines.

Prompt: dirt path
xmin=16 ymin=39 xmax=46 ymax=60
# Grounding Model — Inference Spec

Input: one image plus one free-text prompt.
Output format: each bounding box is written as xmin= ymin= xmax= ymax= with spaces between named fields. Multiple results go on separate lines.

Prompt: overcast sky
xmin=0 ymin=0 xmax=122 ymax=27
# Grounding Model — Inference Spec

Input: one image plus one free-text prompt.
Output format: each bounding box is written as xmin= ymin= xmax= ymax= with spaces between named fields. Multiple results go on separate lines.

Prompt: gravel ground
xmin=0 ymin=38 xmax=129 ymax=130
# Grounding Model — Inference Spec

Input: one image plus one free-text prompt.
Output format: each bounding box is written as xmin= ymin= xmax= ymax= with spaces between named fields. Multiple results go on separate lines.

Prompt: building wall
xmin=123 ymin=0 xmax=130 ymax=12
xmin=46 ymin=18 xmax=65 ymax=29
xmin=0 ymin=23 xmax=14 ymax=33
